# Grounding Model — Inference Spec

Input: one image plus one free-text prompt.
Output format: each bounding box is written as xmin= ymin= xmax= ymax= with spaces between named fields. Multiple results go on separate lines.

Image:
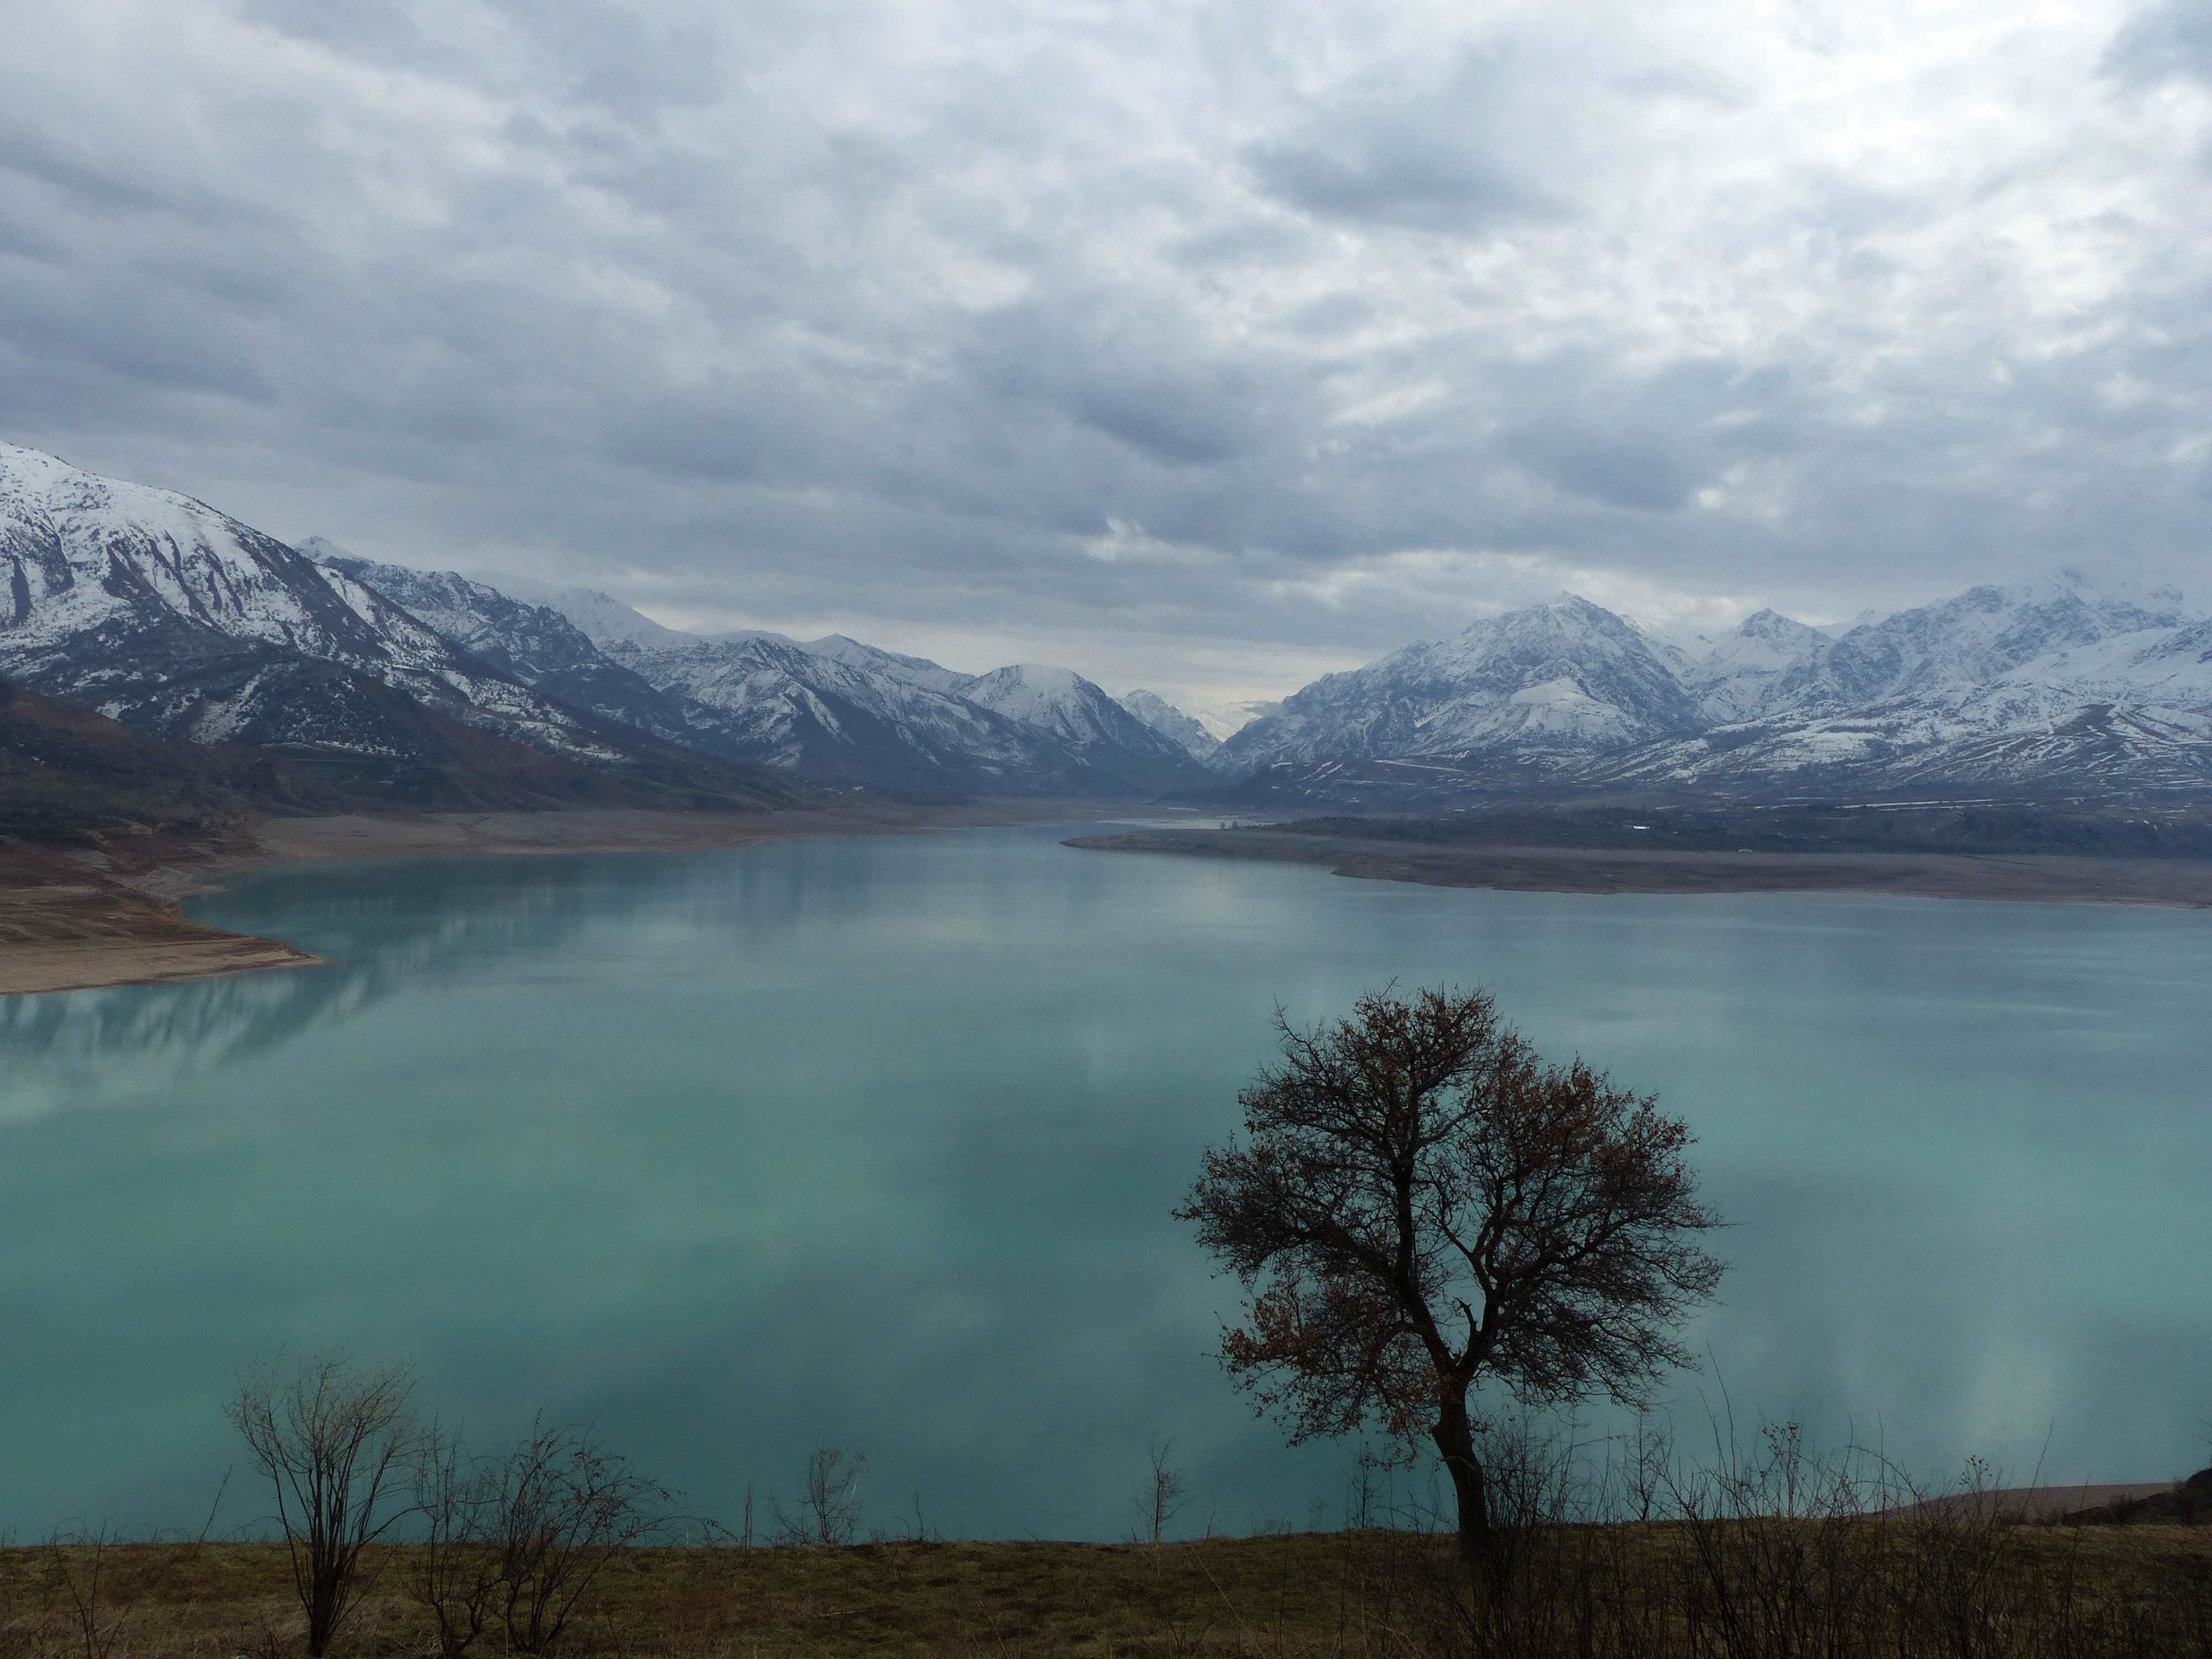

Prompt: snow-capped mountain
xmin=1611 ymin=576 xmax=2209 ymax=788
xmin=1681 ymin=609 xmax=1833 ymax=724
xmin=502 ymin=582 xmax=701 ymax=651
xmin=0 ymin=440 xmax=1203 ymax=803
xmin=798 ymin=633 xmax=979 ymax=698
xmin=612 ymin=639 xmax=1201 ymax=797
xmin=1789 ymin=574 xmax=2187 ymax=712
xmin=390 ymin=573 xmax=1207 ymax=796
xmin=963 ymin=665 xmax=1193 ymax=770
xmin=19 ymin=440 xmax=2206 ymax=812
xmin=0 ymin=443 xmax=646 ymax=770
xmin=598 ymin=632 xmax=1098 ymax=791
xmin=1214 ymin=574 xmax=2212 ymax=805
xmin=1119 ymin=690 xmax=1223 ymax=759
xmin=1213 ymin=595 xmax=1700 ymax=777
xmin=305 ymin=548 xmax=714 ymax=755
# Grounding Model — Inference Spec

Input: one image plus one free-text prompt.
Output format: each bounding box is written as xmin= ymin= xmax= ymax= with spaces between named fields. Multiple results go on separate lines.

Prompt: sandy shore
xmin=0 ymin=799 xmax=1119 ymax=998
xmin=1064 ymin=828 xmax=2212 ymax=907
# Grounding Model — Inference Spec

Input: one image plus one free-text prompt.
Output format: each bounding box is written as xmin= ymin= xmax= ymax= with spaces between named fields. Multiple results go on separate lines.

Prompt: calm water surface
xmin=3 ymin=822 xmax=2209 ymax=1538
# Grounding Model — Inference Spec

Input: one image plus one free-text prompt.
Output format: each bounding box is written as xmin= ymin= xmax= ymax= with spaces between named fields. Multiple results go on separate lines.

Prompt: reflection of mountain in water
xmin=0 ymin=841 xmax=935 ymax=1102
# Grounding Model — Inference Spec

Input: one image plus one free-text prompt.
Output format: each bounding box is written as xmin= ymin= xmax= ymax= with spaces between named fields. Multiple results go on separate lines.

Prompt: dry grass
xmin=0 ymin=1533 xmax=1391 ymax=1659
xmin=1 ymin=1525 xmax=2208 ymax=1659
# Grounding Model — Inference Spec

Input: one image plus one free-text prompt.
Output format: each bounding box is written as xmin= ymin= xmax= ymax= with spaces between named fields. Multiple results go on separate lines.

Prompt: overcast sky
xmin=5 ymin=1 xmax=2211 ymax=714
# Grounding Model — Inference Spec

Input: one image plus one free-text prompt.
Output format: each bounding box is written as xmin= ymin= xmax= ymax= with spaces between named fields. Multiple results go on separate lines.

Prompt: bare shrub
xmin=771 ymin=1447 xmax=867 ymax=1547
xmin=490 ymin=1417 xmax=674 ymax=1655
xmin=226 ymin=1350 xmax=418 ymax=1657
xmin=28 ymin=1514 xmax=219 ymax=1659
xmin=407 ymin=1424 xmax=504 ymax=1659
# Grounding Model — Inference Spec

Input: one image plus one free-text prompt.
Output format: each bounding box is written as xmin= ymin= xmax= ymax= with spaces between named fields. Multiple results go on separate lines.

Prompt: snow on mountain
xmin=504 ymin=581 xmax=702 ymax=651
xmin=1215 ymin=573 xmax=2212 ymax=801
xmin=602 ymin=632 xmax=1104 ymax=790
xmin=1797 ymin=573 xmax=2190 ymax=712
xmin=1682 ymin=609 xmax=1834 ymax=724
xmin=1213 ymin=595 xmax=1700 ymax=776
xmin=1610 ymin=575 xmax=2212 ymax=791
xmin=512 ymin=583 xmax=1204 ymax=794
xmin=0 ymin=442 xmax=1185 ymax=801
xmin=306 ymin=548 xmax=714 ymax=754
xmin=56 ymin=426 xmax=2187 ymax=808
xmin=962 ymin=664 xmax=1194 ymax=769
xmin=1118 ymin=689 xmax=1223 ymax=758
xmin=0 ymin=443 xmax=625 ymax=765
xmin=797 ymin=634 xmax=978 ymax=698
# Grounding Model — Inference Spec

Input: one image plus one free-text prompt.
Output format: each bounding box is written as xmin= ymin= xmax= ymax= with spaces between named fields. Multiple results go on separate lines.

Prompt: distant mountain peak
xmin=500 ymin=581 xmax=702 ymax=652
xmin=1118 ymin=688 xmax=1223 ymax=759
xmin=1738 ymin=607 xmax=1816 ymax=634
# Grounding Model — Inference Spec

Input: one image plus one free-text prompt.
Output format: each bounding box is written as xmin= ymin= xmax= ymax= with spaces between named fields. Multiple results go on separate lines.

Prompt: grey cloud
xmin=2101 ymin=0 xmax=2212 ymax=84
xmin=487 ymin=0 xmax=731 ymax=121
xmin=1167 ymin=217 xmax=1316 ymax=270
xmin=0 ymin=129 xmax=255 ymax=227
xmin=1243 ymin=53 xmax=1563 ymax=234
xmin=1500 ymin=428 xmax=1697 ymax=512
xmin=951 ymin=296 xmax=1315 ymax=474
xmin=244 ymin=0 xmax=729 ymax=119
xmin=1282 ymin=294 xmax=1371 ymax=337
xmin=4 ymin=0 xmax=2212 ymax=701
xmin=1246 ymin=139 xmax=1550 ymax=234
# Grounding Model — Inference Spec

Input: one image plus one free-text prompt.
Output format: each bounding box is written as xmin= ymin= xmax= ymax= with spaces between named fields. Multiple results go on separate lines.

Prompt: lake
xmin=2 ymin=821 xmax=2208 ymax=1541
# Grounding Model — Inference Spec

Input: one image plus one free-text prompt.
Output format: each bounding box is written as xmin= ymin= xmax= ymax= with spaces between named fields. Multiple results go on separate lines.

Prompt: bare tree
xmin=226 ymin=1350 xmax=418 ymax=1657
xmin=1177 ymin=984 xmax=1723 ymax=1567
xmin=491 ymin=1418 xmax=673 ymax=1655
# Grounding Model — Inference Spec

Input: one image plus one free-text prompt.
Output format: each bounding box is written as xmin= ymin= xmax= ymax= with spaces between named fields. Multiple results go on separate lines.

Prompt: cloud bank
xmin=4 ymin=0 xmax=2210 ymax=707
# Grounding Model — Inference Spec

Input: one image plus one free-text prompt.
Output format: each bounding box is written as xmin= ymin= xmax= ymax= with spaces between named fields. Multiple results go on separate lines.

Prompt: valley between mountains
xmin=8 ymin=436 xmax=2212 ymax=993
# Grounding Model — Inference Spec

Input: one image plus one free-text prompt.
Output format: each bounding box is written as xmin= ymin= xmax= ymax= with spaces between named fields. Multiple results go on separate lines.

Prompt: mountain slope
xmin=798 ymin=634 xmax=978 ymax=698
xmin=526 ymin=585 xmax=1206 ymax=796
xmin=305 ymin=546 xmax=714 ymax=754
xmin=1119 ymin=690 xmax=1223 ymax=759
xmin=1803 ymin=575 xmax=2187 ymax=711
xmin=0 ymin=444 xmax=625 ymax=764
xmin=1214 ymin=595 xmax=1700 ymax=779
xmin=1683 ymin=609 xmax=1834 ymax=724
xmin=0 ymin=444 xmax=806 ymax=810
xmin=1211 ymin=575 xmax=2212 ymax=804
xmin=1611 ymin=577 xmax=2212 ymax=794
xmin=963 ymin=665 xmax=1198 ymax=779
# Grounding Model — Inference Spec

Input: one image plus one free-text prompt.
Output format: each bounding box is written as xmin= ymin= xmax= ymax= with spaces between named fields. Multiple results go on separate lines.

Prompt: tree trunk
xmin=1431 ymin=1393 xmax=1489 ymax=1565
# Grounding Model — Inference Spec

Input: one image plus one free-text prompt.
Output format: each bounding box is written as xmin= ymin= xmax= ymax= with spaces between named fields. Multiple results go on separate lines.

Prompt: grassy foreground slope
xmin=4 ymin=1525 xmax=2209 ymax=1659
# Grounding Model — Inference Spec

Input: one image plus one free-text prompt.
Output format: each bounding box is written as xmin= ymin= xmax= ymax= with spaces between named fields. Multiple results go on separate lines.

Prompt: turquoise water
xmin=3 ymin=823 xmax=2209 ymax=1540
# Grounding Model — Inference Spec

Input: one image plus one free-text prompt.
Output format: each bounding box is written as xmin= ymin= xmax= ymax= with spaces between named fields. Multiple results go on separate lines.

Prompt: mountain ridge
xmin=1206 ymin=574 xmax=2212 ymax=806
xmin=13 ymin=439 xmax=2212 ymax=816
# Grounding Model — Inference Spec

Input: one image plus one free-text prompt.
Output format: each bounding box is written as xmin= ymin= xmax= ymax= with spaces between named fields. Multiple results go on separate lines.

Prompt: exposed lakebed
xmin=2 ymin=822 xmax=2208 ymax=1539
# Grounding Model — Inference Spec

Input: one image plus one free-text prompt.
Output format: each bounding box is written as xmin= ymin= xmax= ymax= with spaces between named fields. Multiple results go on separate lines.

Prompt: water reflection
xmin=1 ymin=825 xmax=2209 ymax=1540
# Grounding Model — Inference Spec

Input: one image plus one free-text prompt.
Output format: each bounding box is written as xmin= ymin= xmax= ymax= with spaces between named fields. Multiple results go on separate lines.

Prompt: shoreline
xmin=1063 ymin=829 xmax=2212 ymax=908
xmin=19 ymin=805 xmax=2211 ymax=999
xmin=0 ymin=800 xmax=1132 ymax=998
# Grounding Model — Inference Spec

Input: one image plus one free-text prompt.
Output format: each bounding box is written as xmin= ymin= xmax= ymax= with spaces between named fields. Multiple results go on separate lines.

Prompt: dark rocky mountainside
xmin=0 ymin=670 xmax=801 ymax=844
